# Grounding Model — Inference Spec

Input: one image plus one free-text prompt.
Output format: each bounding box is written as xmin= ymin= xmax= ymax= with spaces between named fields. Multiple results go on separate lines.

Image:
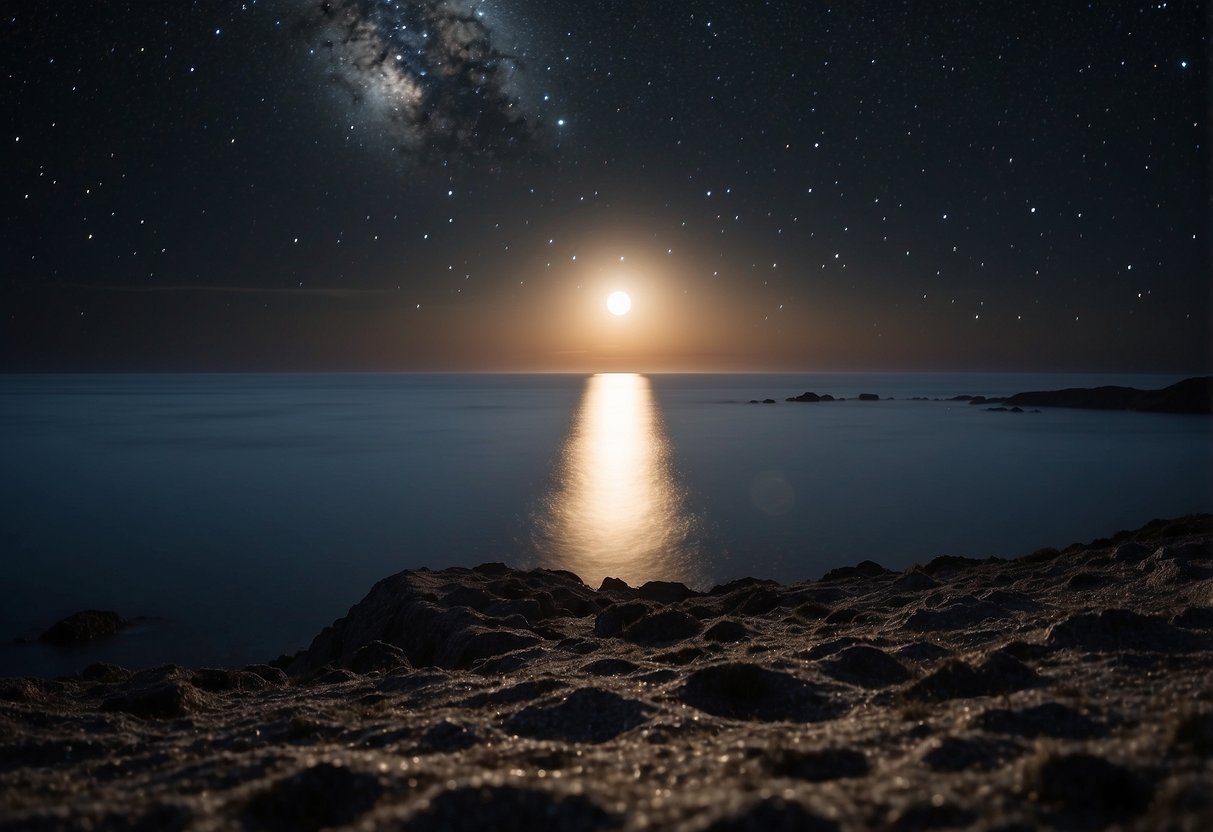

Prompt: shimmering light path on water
xmin=535 ymin=374 xmax=704 ymax=588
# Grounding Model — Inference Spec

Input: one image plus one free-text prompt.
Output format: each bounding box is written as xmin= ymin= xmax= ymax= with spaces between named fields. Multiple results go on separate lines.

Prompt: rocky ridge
xmin=1 ymin=516 xmax=1211 ymax=830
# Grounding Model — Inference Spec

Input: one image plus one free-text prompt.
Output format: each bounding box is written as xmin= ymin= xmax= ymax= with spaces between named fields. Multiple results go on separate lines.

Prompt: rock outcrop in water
xmin=38 ymin=610 xmax=128 ymax=645
xmin=1 ymin=514 xmax=1211 ymax=830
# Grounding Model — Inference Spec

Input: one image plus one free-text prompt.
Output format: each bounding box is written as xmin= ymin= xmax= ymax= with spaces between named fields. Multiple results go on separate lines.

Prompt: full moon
xmin=606 ymin=291 xmax=632 ymax=316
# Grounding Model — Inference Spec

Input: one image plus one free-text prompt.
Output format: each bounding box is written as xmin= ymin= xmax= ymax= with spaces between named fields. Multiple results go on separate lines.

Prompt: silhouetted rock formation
xmin=39 ymin=610 xmax=127 ymax=645
xmin=999 ymin=377 xmax=1212 ymax=414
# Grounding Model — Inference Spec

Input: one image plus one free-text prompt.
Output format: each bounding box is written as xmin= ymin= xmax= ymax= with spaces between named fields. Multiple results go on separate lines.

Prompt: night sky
xmin=3 ymin=1 xmax=1209 ymax=372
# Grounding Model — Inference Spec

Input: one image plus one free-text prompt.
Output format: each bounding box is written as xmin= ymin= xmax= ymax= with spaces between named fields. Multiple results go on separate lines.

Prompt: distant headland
xmin=753 ymin=376 xmax=1213 ymax=415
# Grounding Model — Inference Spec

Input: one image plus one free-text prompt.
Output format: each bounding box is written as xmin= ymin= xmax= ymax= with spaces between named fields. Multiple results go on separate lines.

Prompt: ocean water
xmin=1 ymin=372 xmax=1210 ymax=676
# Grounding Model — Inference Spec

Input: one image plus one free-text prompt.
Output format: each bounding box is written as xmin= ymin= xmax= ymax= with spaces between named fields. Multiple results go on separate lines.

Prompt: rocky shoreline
xmin=2 ymin=516 xmax=1211 ymax=831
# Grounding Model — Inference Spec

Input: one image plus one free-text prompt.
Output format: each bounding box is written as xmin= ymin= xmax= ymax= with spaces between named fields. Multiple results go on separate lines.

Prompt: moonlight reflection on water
xmin=535 ymin=373 xmax=705 ymax=589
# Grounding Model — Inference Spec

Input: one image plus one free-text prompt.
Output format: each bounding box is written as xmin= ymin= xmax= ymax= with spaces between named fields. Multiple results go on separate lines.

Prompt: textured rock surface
xmin=1 ymin=516 xmax=1211 ymax=830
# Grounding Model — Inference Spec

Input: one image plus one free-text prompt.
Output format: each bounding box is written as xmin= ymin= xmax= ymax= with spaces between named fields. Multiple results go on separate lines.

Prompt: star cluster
xmin=0 ymin=1 xmax=1208 ymax=371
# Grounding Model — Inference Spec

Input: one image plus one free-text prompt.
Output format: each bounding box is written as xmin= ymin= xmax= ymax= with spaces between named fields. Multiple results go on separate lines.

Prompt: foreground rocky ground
xmin=2 ymin=517 xmax=1211 ymax=831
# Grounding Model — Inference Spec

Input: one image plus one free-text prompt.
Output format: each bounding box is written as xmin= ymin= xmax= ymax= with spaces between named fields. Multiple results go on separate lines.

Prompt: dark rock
xmin=621 ymin=609 xmax=702 ymax=645
xmin=191 ymin=668 xmax=270 ymax=693
xmin=472 ymin=562 xmax=512 ymax=576
xmin=245 ymin=762 xmax=384 ymax=831
xmin=888 ymin=803 xmax=978 ymax=831
xmin=821 ymin=645 xmax=910 ymax=688
xmin=598 ymin=576 xmax=632 ymax=593
xmin=349 ymin=640 xmax=412 ymax=674
xmin=311 ymin=668 xmax=357 ymax=685
xmin=823 ymin=607 xmax=868 ymax=624
xmin=905 ymin=653 xmax=1039 ymax=701
xmin=39 ymin=610 xmax=127 ymax=645
xmin=581 ymin=658 xmax=641 ymax=676
xmin=677 ymin=662 xmax=846 ymax=722
xmin=102 ymin=670 xmax=212 ymax=719
xmin=896 ymin=642 xmax=951 ymax=662
xmin=1023 ymin=546 xmax=1062 ymax=563
xmin=1171 ymin=711 xmax=1213 ymax=757
xmin=1144 ymin=556 xmax=1213 ymax=587
xmin=593 ymin=602 xmax=650 ymax=638
xmin=1172 ymin=606 xmax=1213 ymax=630
xmin=502 ymin=688 xmax=648 ymax=743
xmin=893 ymin=571 xmax=939 ymax=591
xmin=820 ymin=560 xmax=891 ymax=582
xmin=474 ymin=647 xmax=545 ymax=675
xmin=802 ymin=637 xmax=861 ymax=660
xmin=977 ymin=702 xmax=1106 ymax=739
xmin=653 ymin=646 xmax=705 ymax=665
xmin=485 ymin=578 xmax=531 ymax=600
xmin=703 ymin=619 xmax=750 ymax=643
xmin=462 ymin=679 xmax=567 ymax=708
xmin=442 ymin=585 xmax=495 ymax=611
xmin=288 ymin=565 xmax=597 ymax=674
xmin=762 ymin=398 xmax=776 ymax=404
xmin=403 ymin=786 xmax=618 ymax=832
xmin=857 ymin=393 xmax=880 ymax=401
xmin=556 ymin=637 xmax=600 ymax=655
xmin=921 ymin=735 xmax=1024 ymax=772
xmin=1002 ymin=376 xmax=1213 ymax=414
xmin=243 ymin=664 xmax=288 ymax=686
xmin=904 ymin=596 xmax=1009 ymax=631
xmin=485 ymin=597 xmax=544 ymax=622
xmin=786 ymin=391 xmax=821 ymax=402
xmin=1066 ymin=570 xmax=1109 ymax=590
xmin=1045 ymin=608 xmax=1207 ymax=653
xmin=636 ymin=580 xmax=697 ymax=603
xmin=377 ymin=669 xmax=449 ymax=695
xmin=1029 ymin=753 xmax=1154 ymax=817
xmin=547 ymin=586 xmax=598 ymax=618
xmin=417 ymin=719 xmax=478 ymax=753
xmin=635 ymin=669 xmax=679 ymax=685
xmin=791 ymin=601 xmax=831 ymax=620
xmin=996 ymin=640 xmax=1051 ymax=662
xmin=731 ymin=587 xmax=783 ymax=615
xmin=452 ymin=628 xmax=542 ymax=669
xmin=0 ymin=679 xmax=47 ymax=703
xmin=980 ymin=589 xmax=1041 ymax=611
xmin=703 ymin=798 xmax=840 ymax=832
xmin=764 ymin=747 xmax=869 ymax=781
xmin=708 ymin=577 xmax=778 ymax=596
xmin=79 ymin=662 xmax=131 ymax=684
xmin=919 ymin=554 xmax=991 ymax=577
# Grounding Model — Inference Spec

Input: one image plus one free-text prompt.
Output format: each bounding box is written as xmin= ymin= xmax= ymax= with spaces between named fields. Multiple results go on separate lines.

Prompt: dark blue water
xmin=2 ymin=372 xmax=1209 ymax=675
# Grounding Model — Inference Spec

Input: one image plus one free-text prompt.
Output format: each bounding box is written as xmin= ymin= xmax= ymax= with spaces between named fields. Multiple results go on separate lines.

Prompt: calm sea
xmin=2 ymin=372 xmax=1210 ymax=676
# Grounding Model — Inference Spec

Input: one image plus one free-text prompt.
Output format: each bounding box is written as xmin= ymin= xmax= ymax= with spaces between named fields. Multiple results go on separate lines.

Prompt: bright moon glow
xmin=607 ymin=291 xmax=632 ymax=316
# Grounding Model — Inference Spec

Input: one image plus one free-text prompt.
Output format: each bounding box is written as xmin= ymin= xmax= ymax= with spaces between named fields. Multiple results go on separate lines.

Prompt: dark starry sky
xmin=2 ymin=1 xmax=1209 ymax=372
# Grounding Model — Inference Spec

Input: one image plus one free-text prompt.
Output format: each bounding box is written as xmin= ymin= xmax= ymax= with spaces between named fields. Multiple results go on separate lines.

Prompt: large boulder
xmin=288 ymin=566 xmax=597 ymax=675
